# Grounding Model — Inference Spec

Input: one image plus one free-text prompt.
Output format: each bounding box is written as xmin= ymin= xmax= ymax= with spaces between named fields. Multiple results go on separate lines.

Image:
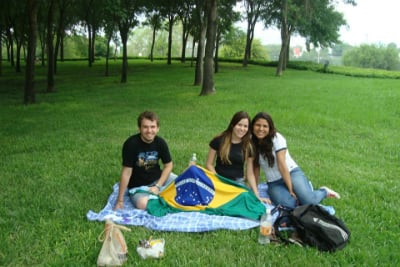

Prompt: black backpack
xmin=273 ymin=204 xmax=351 ymax=252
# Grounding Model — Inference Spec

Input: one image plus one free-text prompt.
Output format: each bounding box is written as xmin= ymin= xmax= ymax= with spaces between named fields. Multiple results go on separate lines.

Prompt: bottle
xmin=258 ymin=208 xmax=273 ymax=245
xmin=189 ymin=153 xmax=197 ymax=166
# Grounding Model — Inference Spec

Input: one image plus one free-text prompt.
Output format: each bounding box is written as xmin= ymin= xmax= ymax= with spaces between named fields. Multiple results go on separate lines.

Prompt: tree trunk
xmin=105 ymin=32 xmax=112 ymax=76
xmin=91 ymin=28 xmax=96 ymax=64
xmin=284 ymin=34 xmax=291 ymax=70
xmin=119 ymin=24 xmax=129 ymax=83
xmin=87 ymin=25 xmax=92 ymax=67
xmin=214 ymin=28 xmax=220 ymax=74
xmin=180 ymin=25 xmax=189 ymax=63
xmin=46 ymin=0 xmax=55 ymax=92
xmin=167 ymin=15 xmax=174 ymax=65
xmin=54 ymin=30 xmax=61 ymax=74
xmin=54 ymin=4 xmax=66 ymax=74
xmin=24 ymin=0 xmax=38 ymax=104
xmin=190 ymin=38 xmax=195 ymax=68
xmin=150 ymin=26 xmax=156 ymax=62
xmin=276 ymin=0 xmax=288 ymax=77
xmin=40 ymin=39 xmax=46 ymax=67
xmin=0 ymin=26 xmax=2 ymax=76
xmin=243 ymin=18 xmax=256 ymax=67
xmin=200 ymin=0 xmax=217 ymax=96
xmin=6 ymin=28 xmax=15 ymax=66
xmin=194 ymin=2 xmax=207 ymax=86
xmin=15 ymin=40 xmax=22 ymax=73
xmin=194 ymin=27 xmax=206 ymax=86
xmin=121 ymin=41 xmax=128 ymax=83
xmin=60 ymin=34 xmax=64 ymax=61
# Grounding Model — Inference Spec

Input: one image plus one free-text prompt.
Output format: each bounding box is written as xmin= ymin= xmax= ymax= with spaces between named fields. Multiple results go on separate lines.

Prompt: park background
xmin=1 ymin=0 xmax=400 ymax=266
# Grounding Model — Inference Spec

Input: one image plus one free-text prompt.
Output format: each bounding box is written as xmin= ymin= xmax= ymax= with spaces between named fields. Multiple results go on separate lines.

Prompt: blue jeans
xmin=267 ymin=168 xmax=327 ymax=209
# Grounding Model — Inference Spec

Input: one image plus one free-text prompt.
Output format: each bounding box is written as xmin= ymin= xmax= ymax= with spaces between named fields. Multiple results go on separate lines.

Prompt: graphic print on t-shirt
xmin=137 ymin=151 xmax=159 ymax=170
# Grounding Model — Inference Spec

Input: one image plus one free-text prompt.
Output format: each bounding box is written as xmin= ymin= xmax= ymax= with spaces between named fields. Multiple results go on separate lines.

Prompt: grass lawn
xmin=0 ymin=59 xmax=399 ymax=266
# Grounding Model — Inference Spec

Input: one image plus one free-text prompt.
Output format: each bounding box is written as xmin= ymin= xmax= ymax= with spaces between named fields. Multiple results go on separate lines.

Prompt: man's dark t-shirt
xmin=122 ymin=134 xmax=172 ymax=189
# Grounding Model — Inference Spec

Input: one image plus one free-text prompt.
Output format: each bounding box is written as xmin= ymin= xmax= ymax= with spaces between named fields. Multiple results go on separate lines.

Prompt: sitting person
xmin=205 ymin=111 xmax=269 ymax=203
xmin=251 ymin=111 xmax=340 ymax=208
xmin=114 ymin=111 xmax=176 ymax=210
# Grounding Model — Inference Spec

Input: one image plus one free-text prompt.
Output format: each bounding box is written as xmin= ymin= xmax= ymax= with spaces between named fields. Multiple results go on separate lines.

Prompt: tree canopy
xmin=0 ymin=0 xmax=356 ymax=103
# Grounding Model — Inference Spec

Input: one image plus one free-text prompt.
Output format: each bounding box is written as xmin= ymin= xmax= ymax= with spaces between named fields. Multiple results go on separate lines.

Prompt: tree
xmin=200 ymin=0 xmax=217 ymax=95
xmin=24 ymin=0 xmax=39 ymax=104
xmin=299 ymin=1 xmax=346 ymax=50
xmin=1 ymin=1 xmax=16 ymax=68
xmin=275 ymin=0 xmax=289 ymax=76
xmin=46 ymin=0 xmax=56 ymax=92
xmin=117 ymin=0 xmax=142 ymax=83
xmin=7 ymin=0 xmax=27 ymax=73
xmin=271 ymin=0 xmax=352 ymax=76
xmin=0 ymin=1 xmax=6 ymax=76
xmin=0 ymin=27 xmax=2 ymax=76
xmin=37 ymin=4 xmax=48 ymax=67
xmin=103 ymin=0 xmax=120 ymax=75
xmin=220 ymin=27 xmax=246 ymax=57
xmin=193 ymin=0 xmax=207 ymax=86
xmin=242 ymin=0 xmax=271 ymax=67
xmin=142 ymin=10 xmax=163 ymax=62
xmin=215 ymin=0 xmax=240 ymax=73
xmin=342 ymin=44 xmax=399 ymax=70
xmin=177 ymin=0 xmax=195 ymax=63
xmin=158 ymin=0 xmax=182 ymax=65
xmin=54 ymin=0 xmax=76 ymax=73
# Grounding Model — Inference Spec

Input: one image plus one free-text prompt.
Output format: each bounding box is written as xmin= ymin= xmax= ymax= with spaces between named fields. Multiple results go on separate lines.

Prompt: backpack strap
xmin=272 ymin=205 xmax=295 ymax=244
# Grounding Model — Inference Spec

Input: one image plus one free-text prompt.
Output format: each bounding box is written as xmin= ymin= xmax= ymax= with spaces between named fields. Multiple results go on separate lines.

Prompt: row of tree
xmin=0 ymin=0 xmax=355 ymax=104
xmin=343 ymin=44 xmax=399 ymax=71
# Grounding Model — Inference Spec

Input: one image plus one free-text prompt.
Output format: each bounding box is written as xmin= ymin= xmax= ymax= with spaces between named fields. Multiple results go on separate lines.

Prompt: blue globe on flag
xmin=174 ymin=166 xmax=215 ymax=206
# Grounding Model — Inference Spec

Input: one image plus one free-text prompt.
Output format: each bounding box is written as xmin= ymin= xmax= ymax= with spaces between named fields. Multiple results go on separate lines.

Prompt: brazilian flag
xmin=146 ymin=165 xmax=265 ymax=220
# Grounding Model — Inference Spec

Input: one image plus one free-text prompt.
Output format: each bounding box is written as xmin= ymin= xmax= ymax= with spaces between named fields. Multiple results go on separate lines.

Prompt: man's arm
xmin=114 ymin=166 xmax=132 ymax=210
xmin=157 ymin=161 xmax=173 ymax=186
xmin=148 ymin=161 xmax=173 ymax=194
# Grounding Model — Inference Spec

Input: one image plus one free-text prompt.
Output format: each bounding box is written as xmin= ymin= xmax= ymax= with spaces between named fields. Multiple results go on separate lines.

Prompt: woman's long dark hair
xmin=251 ymin=112 xmax=277 ymax=167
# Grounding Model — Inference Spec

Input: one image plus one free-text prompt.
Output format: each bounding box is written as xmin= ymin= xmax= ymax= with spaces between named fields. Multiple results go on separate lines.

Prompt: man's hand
xmin=148 ymin=186 xmax=160 ymax=194
xmin=113 ymin=200 xmax=124 ymax=210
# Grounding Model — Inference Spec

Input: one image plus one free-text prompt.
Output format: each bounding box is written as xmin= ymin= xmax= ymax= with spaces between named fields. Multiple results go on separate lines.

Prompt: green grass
xmin=1 ymin=59 xmax=399 ymax=266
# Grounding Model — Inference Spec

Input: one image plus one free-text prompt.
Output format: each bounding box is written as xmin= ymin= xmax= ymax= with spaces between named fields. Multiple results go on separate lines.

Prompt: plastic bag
xmin=97 ymin=219 xmax=131 ymax=266
xmin=136 ymin=237 xmax=165 ymax=259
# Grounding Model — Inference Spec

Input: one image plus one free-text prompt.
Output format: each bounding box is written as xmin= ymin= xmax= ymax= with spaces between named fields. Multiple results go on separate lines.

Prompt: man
xmin=114 ymin=111 xmax=174 ymax=210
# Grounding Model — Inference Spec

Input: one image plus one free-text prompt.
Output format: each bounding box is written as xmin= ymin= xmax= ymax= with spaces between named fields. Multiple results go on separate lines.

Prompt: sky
xmin=252 ymin=0 xmax=400 ymax=47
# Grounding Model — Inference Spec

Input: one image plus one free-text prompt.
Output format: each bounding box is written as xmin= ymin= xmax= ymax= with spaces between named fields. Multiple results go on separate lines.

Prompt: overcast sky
xmin=251 ymin=0 xmax=400 ymax=47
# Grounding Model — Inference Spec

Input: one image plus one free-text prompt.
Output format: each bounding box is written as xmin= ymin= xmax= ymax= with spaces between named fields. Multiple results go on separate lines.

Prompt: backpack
xmin=273 ymin=204 xmax=350 ymax=252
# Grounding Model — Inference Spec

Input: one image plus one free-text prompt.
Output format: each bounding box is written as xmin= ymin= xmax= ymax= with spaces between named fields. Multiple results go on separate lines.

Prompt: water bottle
xmin=189 ymin=153 xmax=197 ymax=166
xmin=258 ymin=208 xmax=273 ymax=245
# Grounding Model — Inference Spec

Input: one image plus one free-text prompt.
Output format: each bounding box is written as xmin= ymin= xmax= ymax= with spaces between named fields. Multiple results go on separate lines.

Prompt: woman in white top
xmin=251 ymin=112 xmax=340 ymax=208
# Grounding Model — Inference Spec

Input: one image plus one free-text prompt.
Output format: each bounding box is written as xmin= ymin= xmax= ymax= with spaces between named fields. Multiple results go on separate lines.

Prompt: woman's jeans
xmin=267 ymin=167 xmax=327 ymax=208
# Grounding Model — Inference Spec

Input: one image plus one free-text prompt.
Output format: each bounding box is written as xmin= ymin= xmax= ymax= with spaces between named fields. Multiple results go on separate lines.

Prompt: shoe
xmin=289 ymin=232 xmax=303 ymax=247
xmin=321 ymin=186 xmax=341 ymax=199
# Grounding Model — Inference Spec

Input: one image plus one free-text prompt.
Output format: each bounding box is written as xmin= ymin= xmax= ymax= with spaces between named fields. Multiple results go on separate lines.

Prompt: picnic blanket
xmin=86 ymin=168 xmax=335 ymax=232
xmin=86 ymin=182 xmax=273 ymax=232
